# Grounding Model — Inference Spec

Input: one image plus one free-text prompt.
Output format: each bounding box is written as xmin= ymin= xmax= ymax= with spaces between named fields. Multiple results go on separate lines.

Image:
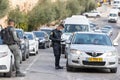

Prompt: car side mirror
xmin=113 ymin=42 xmax=119 ymax=46
xmin=24 ymin=36 xmax=27 ymax=39
xmin=35 ymin=38 xmax=39 ymax=41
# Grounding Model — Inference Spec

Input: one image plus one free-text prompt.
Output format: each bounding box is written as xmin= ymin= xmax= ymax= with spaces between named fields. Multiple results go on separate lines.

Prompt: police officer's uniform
xmin=50 ymin=27 xmax=63 ymax=69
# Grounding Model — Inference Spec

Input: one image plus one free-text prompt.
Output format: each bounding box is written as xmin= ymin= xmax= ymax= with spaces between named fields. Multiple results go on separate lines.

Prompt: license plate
xmin=88 ymin=58 xmax=103 ymax=62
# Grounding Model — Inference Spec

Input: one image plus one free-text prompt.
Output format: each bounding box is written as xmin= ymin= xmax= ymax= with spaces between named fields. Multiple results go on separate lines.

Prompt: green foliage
xmin=28 ymin=0 xmax=96 ymax=31
xmin=0 ymin=0 xmax=9 ymax=18
xmin=8 ymin=8 xmax=28 ymax=31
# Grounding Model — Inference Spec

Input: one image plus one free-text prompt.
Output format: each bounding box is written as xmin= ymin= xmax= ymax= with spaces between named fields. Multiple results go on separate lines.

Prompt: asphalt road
xmin=0 ymin=16 xmax=120 ymax=80
xmin=0 ymin=8 xmax=120 ymax=80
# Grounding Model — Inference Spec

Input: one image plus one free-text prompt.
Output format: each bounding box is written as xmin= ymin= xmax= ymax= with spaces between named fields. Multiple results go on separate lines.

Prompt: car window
xmin=41 ymin=29 xmax=52 ymax=36
xmin=33 ymin=32 xmax=45 ymax=37
xmin=72 ymin=33 xmax=112 ymax=46
xmin=64 ymin=24 xmax=89 ymax=33
xmin=25 ymin=34 xmax=34 ymax=40
xmin=16 ymin=30 xmax=24 ymax=39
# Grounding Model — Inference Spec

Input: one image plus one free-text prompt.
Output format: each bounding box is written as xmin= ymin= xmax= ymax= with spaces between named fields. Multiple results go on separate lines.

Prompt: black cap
xmin=59 ymin=24 xmax=64 ymax=28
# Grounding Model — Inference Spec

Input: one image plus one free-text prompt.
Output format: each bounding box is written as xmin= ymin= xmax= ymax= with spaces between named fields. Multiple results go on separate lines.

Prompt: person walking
xmin=1 ymin=19 xmax=25 ymax=77
xmin=50 ymin=24 xmax=64 ymax=69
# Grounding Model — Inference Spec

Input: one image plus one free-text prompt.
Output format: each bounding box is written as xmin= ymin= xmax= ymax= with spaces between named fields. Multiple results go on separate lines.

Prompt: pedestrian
xmin=50 ymin=24 xmax=64 ymax=69
xmin=1 ymin=19 xmax=25 ymax=77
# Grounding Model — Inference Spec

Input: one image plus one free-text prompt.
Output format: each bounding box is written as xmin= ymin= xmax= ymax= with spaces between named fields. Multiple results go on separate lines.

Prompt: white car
xmin=25 ymin=32 xmax=39 ymax=55
xmin=83 ymin=10 xmax=101 ymax=18
xmin=66 ymin=32 xmax=118 ymax=73
xmin=0 ymin=37 xmax=15 ymax=77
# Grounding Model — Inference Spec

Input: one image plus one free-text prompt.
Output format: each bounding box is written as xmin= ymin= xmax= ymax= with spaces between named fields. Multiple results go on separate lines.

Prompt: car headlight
xmin=0 ymin=52 xmax=8 ymax=58
xmin=107 ymin=51 xmax=117 ymax=56
xmin=70 ymin=49 xmax=81 ymax=55
xmin=39 ymin=39 xmax=45 ymax=42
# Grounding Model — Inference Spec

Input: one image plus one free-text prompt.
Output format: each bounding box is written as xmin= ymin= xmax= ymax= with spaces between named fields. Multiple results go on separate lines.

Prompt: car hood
xmin=70 ymin=44 xmax=116 ymax=52
xmin=62 ymin=33 xmax=72 ymax=40
xmin=0 ymin=45 xmax=9 ymax=52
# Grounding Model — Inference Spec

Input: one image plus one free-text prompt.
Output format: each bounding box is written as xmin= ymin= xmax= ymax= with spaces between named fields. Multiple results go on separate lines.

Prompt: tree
xmin=8 ymin=8 xmax=28 ymax=31
xmin=0 ymin=0 xmax=9 ymax=18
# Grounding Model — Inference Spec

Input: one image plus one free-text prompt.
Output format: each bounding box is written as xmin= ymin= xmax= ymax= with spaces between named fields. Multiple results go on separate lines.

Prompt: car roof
xmin=74 ymin=32 xmax=107 ymax=35
xmin=25 ymin=32 xmax=34 ymax=34
xmin=40 ymin=27 xmax=54 ymax=30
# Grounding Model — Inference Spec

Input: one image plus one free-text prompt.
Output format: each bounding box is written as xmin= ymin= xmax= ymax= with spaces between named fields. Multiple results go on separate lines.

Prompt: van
xmin=108 ymin=9 xmax=119 ymax=23
xmin=112 ymin=0 xmax=120 ymax=15
xmin=61 ymin=15 xmax=91 ymax=54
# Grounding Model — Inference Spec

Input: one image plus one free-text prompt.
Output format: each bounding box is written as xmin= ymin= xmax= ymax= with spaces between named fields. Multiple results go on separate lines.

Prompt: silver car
xmin=66 ymin=32 xmax=118 ymax=73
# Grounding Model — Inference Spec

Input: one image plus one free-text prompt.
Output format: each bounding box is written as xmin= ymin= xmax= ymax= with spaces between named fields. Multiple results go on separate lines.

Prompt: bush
xmin=8 ymin=8 xmax=28 ymax=31
xmin=0 ymin=0 xmax=9 ymax=18
xmin=28 ymin=0 xmax=96 ymax=31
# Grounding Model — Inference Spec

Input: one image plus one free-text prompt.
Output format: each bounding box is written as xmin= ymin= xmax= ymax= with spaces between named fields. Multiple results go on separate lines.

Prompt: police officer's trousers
xmin=9 ymin=44 xmax=21 ymax=72
xmin=53 ymin=43 xmax=61 ymax=67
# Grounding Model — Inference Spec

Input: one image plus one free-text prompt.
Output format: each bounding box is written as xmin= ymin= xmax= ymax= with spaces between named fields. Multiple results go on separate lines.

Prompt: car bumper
xmin=0 ymin=56 xmax=11 ymax=73
xmin=39 ymin=42 xmax=45 ymax=47
xmin=68 ymin=55 xmax=118 ymax=69
xmin=29 ymin=45 xmax=36 ymax=54
xmin=108 ymin=19 xmax=117 ymax=22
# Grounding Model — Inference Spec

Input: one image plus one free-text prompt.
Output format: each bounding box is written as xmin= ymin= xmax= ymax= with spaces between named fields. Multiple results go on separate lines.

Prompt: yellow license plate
xmin=88 ymin=58 xmax=103 ymax=62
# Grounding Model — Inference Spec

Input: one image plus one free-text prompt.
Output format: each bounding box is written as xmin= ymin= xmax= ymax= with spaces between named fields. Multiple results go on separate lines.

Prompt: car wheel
xmin=4 ymin=60 xmax=12 ymax=77
xmin=96 ymin=15 xmax=100 ymax=18
xmin=85 ymin=15 xmax=88 ymax=17
xmin=43 ymin=43 xmax=47 ymax=49
xmin=110 ymin=68 xmax=117 ymax=73
xmin=22 ymin=53 xmax=26 ymax=61
xmin=66 ymin=61 xmax=73 ymax=72
xmin=26 ymin=50 xmax=29 ymax=59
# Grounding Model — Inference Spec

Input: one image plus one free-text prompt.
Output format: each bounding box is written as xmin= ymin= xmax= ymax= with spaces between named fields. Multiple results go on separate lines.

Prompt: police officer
xmin=50 ymin=24 xmax=64 ymax=69
xmin=2 ymin=19 xmax=25 ymax=77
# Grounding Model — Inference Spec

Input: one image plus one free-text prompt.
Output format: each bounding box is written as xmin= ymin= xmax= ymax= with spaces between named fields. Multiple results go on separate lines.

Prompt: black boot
xmin=16 ymin=71 xmax=25 ymax=77
xmin=55 ymin=66 xmax=63 ymax=69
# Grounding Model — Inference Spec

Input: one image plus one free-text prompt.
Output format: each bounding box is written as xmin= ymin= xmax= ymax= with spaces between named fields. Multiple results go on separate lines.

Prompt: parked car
xmin=0 ymin=36 xmax=15 ymax=77
xmin=89 ymin=21 xmax=98 ymax=31
xmin=66 ymin=32 xmax=118 ymax=73
xmin=83 ymin=10 xmax=101 ymax=18
xmin=33 ymin=31 xmax=51 ymax=49
xmin=108 ymin=9 xmax=119 ymax=23
xmin=40 ymin=28 xmax=53 ymax=47
xmin=40 ymin=27 xmax=54 ymax=37
xmin=16 ymin=29 xmax=29 ymax=61
xmin=101 ymin=25 xmax=113 ymax=36
xmin=25 ymin=32 xmax=39 ymax=55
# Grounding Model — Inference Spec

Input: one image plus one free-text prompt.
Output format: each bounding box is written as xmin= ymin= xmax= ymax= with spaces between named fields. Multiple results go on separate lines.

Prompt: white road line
xmin=19 ymin=54 xmax=40 ymax=80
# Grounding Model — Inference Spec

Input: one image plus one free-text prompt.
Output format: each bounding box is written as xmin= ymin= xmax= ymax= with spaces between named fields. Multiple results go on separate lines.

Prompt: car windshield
xmin=104 ymin=26 xmax=112 ymax=29
xmin=40 ymin=29 xmax=52 ymax=36
xmin=64 ymin=24 xmax=89 ymax=33
xmin=16 ymin=30 xmax=24 ymax=39
xmin=72 ymin=33 xmax=112 ymax=46
xmin=25 ymin=34 xmax=33 ymax=40
xmin=109 ymin=14 xmax=117 ymax=17
xmin=33 ymin=32 xmax=44 ymax=37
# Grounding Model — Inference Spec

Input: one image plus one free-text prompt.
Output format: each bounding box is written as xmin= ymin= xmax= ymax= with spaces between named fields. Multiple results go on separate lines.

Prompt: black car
xmin=16 ymin=29 xmax=29 ymax=61
xmin=33 ymin=31 xmax=50 ymax=49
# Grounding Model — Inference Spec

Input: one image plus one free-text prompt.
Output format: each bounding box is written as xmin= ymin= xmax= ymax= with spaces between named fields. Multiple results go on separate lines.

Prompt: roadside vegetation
xmin=0 ymin=0 xmax=9 ymax=18
xmin=6 ymin=0 xmax=96 ymax=31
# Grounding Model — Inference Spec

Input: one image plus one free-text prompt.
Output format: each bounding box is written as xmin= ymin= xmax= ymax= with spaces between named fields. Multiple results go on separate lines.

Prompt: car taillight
xmin=0 ymin=52 xmax=8 ymax=58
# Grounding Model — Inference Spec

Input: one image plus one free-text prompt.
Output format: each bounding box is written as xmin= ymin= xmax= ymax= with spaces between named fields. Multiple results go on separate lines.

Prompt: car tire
xmin=43 ymin=43 xmax=47 ymax=49
xmin=4 ymin=60 xmax=12 ymax=77
xmin=22 ymin=53 xmax=26 ymax=61
xmin=26 ymin=50 xmax=29 ymax=59
xmin=66 ymin=61 xmax=73 ymax=72
xmin=110 ymin=68 xmax=117 ymax=73
xmin=96 ymin=15 xmax=100 ymax=18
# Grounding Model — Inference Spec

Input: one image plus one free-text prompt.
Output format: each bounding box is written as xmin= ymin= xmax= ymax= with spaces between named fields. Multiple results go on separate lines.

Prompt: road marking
xmin=113 ymin=32 xmax=120 ymax=44
xmin=19 ymin=54 xmax=40 ymax=80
